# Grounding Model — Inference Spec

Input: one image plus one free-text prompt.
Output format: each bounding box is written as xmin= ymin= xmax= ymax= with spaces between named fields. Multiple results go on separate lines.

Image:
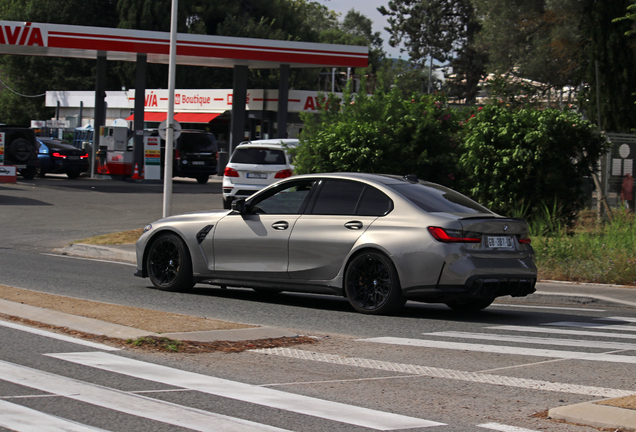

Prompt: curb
xmin=549 ymin=401 xmax=636 ymax=431
xmin=56 ymin=243 xmax=136 ymax=263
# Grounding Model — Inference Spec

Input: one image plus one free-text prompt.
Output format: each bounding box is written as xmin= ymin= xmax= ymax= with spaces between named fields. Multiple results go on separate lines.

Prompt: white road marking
xmin=358 ymin=337 xmax=636 ymax=364
xmin=251 ymin=348 xmax=634 ymax=398
xmin=47 ymin=351 xmax=443 ymax=430
xmin=543 ymin=321 xmax=636 ymax=332
xmin=424 ymin=331 xmax=636 ymax=350
xmin=0 ymin=360 xmax=291 ymax=432
xmin=489 ymin=325 xmax=636 ymax=340
xmin=478 ymin=423 xmax=542 ymax=432
xmin=0 ymin=319 xmax=119 ymax=351
xmin=0 ymin=399 xmax=109 ymax=432
xmin=596 ymin=316 xmax=636 ymax=323
xmin=40 ymin=253 xmax=136 ymax=266
xmin=490 ymin=303 xmax=606 ymax=312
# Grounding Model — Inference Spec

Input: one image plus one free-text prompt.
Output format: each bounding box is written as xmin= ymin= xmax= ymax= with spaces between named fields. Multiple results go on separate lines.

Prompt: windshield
xmin=388 ymin=182 xmax=493 ymax=214
xmin=178 ymin=133 xmax=217 ymax=153
xmin=231 ymin=147 xmax=287 ymax=165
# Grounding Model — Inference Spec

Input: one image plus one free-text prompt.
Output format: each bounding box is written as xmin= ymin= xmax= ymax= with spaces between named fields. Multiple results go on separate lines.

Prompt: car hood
xmin=152 ymin=210 xmax=230 ymax=226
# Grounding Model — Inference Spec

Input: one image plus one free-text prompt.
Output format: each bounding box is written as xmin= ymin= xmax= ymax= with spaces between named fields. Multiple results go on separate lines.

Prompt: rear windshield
xmin=231 ymin=147 xmax=286 ymax=165
xmin=45 ymin=141 xmax=76 ymax=150
xmin=388 ymin=182 xmax=493 ymax=214
xmin=178 ymin=133 xmax=217 ymax=153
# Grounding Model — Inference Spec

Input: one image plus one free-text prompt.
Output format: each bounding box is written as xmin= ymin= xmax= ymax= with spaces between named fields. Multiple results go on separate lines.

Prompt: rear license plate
xmin=487 ymin=236 xmax=514 ymax=248
xmin=247 ymin=172 xmax=267 ymax=179
xmin=192 ymin=161 xmax=205 ymax=165
xmin=67 ymin=156 xmax=79 ymax=160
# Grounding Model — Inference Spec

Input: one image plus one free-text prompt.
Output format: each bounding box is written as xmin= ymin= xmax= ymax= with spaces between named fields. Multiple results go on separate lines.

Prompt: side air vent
xmin=196 ymin=225 xmax=214 ymax=244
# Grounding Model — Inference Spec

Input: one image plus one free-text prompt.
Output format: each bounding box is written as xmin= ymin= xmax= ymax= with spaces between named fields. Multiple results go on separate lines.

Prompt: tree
xmin=379 ymin=0 xmax=483 ymax=99
xmin=0 ymin=0 xmax=119 ymax=125
xmin=294 ymin=84 xmax=461 ymax=186
xmin=459 ymin=104 xmax=608 ymax=225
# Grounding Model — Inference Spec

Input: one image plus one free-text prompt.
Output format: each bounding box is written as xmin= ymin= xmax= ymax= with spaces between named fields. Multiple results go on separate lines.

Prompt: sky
xmin=316 ymin=0 xmax=406 ymax=59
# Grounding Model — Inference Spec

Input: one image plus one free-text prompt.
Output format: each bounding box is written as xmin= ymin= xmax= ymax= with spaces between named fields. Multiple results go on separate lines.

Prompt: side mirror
xmin=231 ymin=198 xmax=246 ymax=213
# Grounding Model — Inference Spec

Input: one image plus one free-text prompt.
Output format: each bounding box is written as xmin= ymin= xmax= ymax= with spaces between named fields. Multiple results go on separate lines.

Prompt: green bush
xmin=294 ymin=86 xmax=461 ymax=186
xmin=458 ymin=104 xmax=608 ymax=225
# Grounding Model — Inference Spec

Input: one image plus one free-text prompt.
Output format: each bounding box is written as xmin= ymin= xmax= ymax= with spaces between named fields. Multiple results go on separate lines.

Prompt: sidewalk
xmin=9 ymin=243 xmax=636 ymax=431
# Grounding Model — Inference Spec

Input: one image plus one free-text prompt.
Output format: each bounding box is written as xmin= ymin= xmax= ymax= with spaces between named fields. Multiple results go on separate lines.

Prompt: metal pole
xmin=428 ymin=56 xmax=433 ymax=94
xmin=163 ymin=0 xmax=178 ymax=218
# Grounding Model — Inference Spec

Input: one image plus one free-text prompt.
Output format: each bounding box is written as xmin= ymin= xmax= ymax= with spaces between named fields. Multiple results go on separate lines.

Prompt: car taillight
xmin=427 ymin=226 xmax=481 ymax=243
xmin=215 ymin=151 xmax=218 ymax=161
xmin=80 ymin=153 xmax=88 ymax=159
xmin=174 ymin=149 xmax=181 ymax=160
xmin=519 ymin=237 xmax=532 ymax=244
xmin=224 ymin=167 xmax=239 ymax=177
xmin=52 ymin=152 xmax=66 ymax=159
xmin=275 ymin=169 xmax=293 ymax=179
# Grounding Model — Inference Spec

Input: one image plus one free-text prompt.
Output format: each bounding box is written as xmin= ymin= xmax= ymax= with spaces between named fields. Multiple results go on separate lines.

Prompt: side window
xmin=357 ymin=186 xmax=393 ymax=216
xmin=249 ymin=180 xmax=316 ymax=214
xmin=311 ymin=180 xmax=365 ymax=215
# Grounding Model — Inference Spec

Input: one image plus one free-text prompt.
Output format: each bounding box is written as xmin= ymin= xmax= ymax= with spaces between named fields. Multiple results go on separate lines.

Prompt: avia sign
xmin=129 ymin=89 xmax=343 ymax=114
xmin=0 ymin=22 xmax=47 ymax=47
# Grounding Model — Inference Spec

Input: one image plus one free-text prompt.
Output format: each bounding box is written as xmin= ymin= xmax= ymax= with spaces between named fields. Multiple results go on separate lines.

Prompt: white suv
xmin=222 ymin=138 xmax=298 ymax=209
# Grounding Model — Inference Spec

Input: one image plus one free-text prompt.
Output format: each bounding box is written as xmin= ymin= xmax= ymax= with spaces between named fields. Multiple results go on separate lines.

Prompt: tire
xmin=20 ymin=167 xmax=37 ymax=180
xmin=10 ymin=139 xmax=33 ymax=163
xmin=36 ymin=166 xmax=46 ymax=178
xmin=146 ymin=233 xmax=194 ymax=292
xmin=344 ymin=251 xmax=406 ymax=315
xmin=66 ymin=171 xmax=81 ymax=179
xmin=445 ymin=298 xmax=495 ymax=312
xmin=196 ymin=175 xmax=209 ymax=184
xmin=222 ymin=197 xmax=232 ymax=209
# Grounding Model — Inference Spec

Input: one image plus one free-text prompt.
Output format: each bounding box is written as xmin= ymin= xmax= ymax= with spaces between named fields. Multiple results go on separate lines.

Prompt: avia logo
xmin=0 ymin=23 xmax=45 ymax=46
xmin=303 ymin=96 xmax=334 ymax=111
xmin=145 ymin=92 xmax=158 ymax=108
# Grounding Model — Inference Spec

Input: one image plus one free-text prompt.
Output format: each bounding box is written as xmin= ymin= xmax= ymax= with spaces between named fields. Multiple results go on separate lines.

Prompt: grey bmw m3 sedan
xmin=135 ymin=173 xmax=536 ymax=314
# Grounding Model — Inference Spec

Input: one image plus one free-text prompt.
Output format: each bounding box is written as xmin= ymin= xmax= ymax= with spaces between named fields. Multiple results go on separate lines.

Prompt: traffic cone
xmin=131 ymin=163 xmax=141 ymax=180
xmin=141 ymin=166 xmax=145 ymax=179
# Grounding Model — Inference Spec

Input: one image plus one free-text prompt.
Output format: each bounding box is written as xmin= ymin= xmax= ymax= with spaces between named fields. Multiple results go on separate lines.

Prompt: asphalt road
xmin=1 ymin=175 xmax=636 ymax=432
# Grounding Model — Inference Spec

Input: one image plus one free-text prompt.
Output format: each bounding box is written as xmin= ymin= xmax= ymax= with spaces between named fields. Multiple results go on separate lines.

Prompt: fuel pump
xmin=99 ymin=120 xmax=133 ymax=178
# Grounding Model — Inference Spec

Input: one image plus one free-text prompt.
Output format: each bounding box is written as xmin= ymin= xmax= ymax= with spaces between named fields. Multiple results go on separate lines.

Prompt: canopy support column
xmin=230 ymin=65 xmax=248 ymax=154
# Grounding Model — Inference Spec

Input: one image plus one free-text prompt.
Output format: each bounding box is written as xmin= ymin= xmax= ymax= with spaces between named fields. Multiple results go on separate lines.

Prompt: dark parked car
xmin=0 ymin=126 xmax=39 ymax=179
xmin=135 ymin=173 xmax=537 ymax=315
xmin=36 ymin=138 xmax=89 ymax=179
xmin=149 ymin=129 xmax=219 ymax=184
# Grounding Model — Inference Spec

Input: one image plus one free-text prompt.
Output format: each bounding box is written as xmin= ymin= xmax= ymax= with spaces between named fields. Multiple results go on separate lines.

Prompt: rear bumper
xmin=403 ymin=276 xmax=536 ymax=302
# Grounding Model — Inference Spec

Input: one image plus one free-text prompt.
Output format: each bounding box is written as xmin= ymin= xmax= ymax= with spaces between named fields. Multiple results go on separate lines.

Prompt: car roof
xmin=237 ymin=139 xmax=298 ymax=148
xmin=290 ymin=172 xmax=412 ymax=186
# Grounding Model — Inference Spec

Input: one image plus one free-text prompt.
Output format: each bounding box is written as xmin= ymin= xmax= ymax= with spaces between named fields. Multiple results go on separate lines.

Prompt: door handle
xmin=344 ymin=221 xmax=363 ymax=230
xmin=272 ymin=221 xmax=289 ymax=230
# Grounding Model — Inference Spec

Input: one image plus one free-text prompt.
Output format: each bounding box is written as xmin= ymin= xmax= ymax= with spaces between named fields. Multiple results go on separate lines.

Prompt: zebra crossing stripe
xmin=0 ymin=320 xmax=119 ymax=351
xmin=359 ymin=336 xmax=636 ymax=364
xmin=423 ymin=331 xmax=636 ymax=350
xmin=489 ymin=325 xmax=636 ymax=340
xmin=0 ymin=360 xmax=291 ymax=432
xmin=543 ymin=322 xmax=636 ymax=332
xmin=46 ymin=351 xmax=444 ymax=430
xmin=250 ymin=348 xmax=635 ymax=398
xmin=0 ymin=399 xmax=109 ymax=432
xmin=477 ymin=422 xmax=542 ymax=432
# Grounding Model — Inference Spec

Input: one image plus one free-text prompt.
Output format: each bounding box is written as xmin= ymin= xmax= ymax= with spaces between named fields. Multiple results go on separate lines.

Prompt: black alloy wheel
xmin=445 ymin=298 xmax=495 ymax=312
xmin=146 ymin=233 xmax=194 ymax=292
xmin=344 ymin=252 xmax=406 ymax=314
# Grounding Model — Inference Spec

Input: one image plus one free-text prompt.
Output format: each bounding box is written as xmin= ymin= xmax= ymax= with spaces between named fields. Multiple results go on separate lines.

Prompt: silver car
xmin=135 ymin=173 xmax=536 ymax=314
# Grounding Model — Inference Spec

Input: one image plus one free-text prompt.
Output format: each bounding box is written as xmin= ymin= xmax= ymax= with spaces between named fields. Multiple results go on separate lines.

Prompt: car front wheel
xmin=344 ymin=251 xmax=405 ymax=315
xmin=146 ymin=233 xmax=194 ymax=292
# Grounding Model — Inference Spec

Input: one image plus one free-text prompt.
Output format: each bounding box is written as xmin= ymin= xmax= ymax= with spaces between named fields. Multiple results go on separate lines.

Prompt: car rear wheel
xmin=146 ymin=233 xmax=194 ymax=292
xmin=345 ymin=251 xmax=406 ymax=315
xmin=66 ymin=171 xmax=81 ymax=179
xmin=196 ymin=175 xmax=209 ymax=184
xmin=36 ymin=166 xmax=46 ymax=178
xmin=445 ymin=298 xmax=494 ymax=312
xmin=21 ymin=167 xmax=37 ymax=180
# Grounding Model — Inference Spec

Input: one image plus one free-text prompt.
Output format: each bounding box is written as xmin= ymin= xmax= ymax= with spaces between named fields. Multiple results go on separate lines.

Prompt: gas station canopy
xmin=0 ymin=20 xmax=368 ymax=69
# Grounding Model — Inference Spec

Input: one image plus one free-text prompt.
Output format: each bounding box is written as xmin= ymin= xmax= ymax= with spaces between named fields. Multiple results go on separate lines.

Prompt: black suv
xmin=153 ymin=129 xmax=219 ymax=184
xmin=0 ymin=126 xmax=39 ymax=179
